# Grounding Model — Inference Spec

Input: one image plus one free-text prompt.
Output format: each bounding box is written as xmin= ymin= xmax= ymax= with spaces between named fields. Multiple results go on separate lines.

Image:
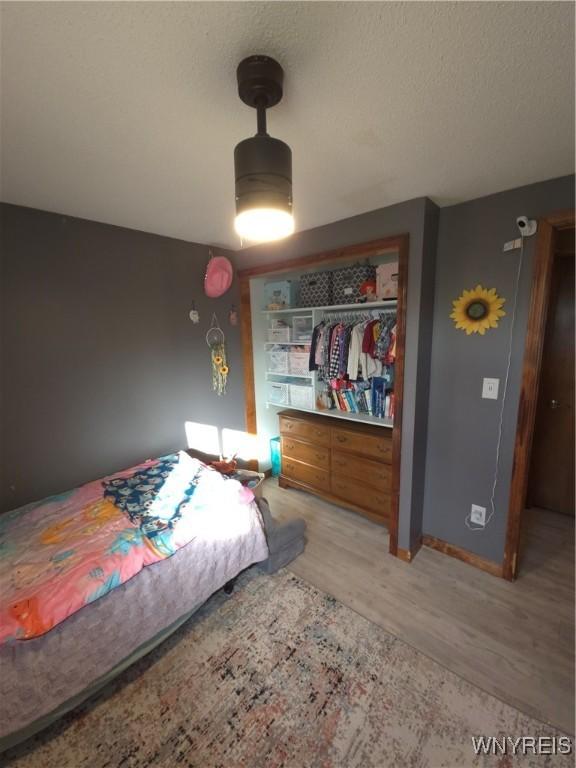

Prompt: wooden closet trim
xmin=237 ymin=236 xmax=404 ymax=279
xmin=502 ymin=209 xmax=575 ymax=581
xmin=238 ymin=233 xmax=410 ymax=558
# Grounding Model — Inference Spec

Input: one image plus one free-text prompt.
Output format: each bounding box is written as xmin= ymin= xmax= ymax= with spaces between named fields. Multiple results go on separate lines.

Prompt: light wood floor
xmin=264 ymin=478 xmax=575 ymax=735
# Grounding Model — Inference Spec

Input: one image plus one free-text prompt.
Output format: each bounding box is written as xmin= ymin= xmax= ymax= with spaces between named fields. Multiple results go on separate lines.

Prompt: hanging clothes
xmin=308 ymin=322 xmax=323 ymax=371
xmin=386 ymin=324 xmax=397 ymax=363
xmin=328 ymin=324 xmax=342 ymax=379
xmin=346 ymin=323 xmax=364 ymax=380
xmin=308 ymin=310 xmax=396 ymax=418
xmin=362 ymin=319 xmax=379 ymax=357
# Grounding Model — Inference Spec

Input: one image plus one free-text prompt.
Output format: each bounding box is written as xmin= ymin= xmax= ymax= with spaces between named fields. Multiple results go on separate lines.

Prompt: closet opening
xmin=238 ymin=234 xmax=409 ymax=556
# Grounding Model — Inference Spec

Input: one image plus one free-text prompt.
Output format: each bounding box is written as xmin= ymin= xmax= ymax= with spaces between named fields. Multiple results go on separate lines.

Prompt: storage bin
xmin=231 ymin=469 xmax=266 ymax=498
xmin=332 ymin=263 xmax=377 ymax=305
xmin=292 ymin=316 xmax=313 ymax=341
xmin=264 ymin=280 xmax=298 ymax=310
xmin=289 ymin=384 xmax=315 ymax=409
xmin=299 ymin=271 xmax=332 ymax=307
xmin=268 ymin=327 xmax=291 ymax=343
xmin=288 ymin=351 xmax=310 ymax=376
xmin=376 ymin=262 xmax=399 ymax=299
xmin=270 ymin=437 xmax=281 ymax=477
xmin=266 ymin=347 xmax=289 ymax=374
xmin=267 ymin=381 xmax=290 ymax=406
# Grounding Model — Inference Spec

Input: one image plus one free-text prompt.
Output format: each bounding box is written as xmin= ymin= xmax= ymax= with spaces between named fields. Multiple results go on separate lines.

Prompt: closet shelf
xmin=265 ymin=401 xmax=393 ymax=428
xmin=265 ymin=372 xmax=314 ymax=382
xmin=264 ymin=341 xmax=312 ymax=346
xmin=262 ymin=299 xmax=397 ymax=315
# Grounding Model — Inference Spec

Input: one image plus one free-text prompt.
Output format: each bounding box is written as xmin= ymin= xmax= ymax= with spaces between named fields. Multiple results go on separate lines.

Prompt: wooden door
xmin=528 ymin=228 xmax=575 ymax=515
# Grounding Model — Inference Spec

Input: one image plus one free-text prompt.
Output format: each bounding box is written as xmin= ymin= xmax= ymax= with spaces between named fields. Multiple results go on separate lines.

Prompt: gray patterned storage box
xmin=332 ymin=264 xmax=377 ymax=305
xmin=299 ymin=271 xmax=332 ymax=307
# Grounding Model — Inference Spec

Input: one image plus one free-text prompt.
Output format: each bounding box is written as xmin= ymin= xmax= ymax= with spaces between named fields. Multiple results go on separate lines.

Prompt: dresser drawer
xmin=332 ymin=450 xmax=391 ymax=491
xmin=280 ymin=416 xmax=331 ymax=447
xmin=282 ymin=457 xmax=331 ymax=492
xmin=282 ymin=437 xmax=330 ymax=469
xmin=331 ymin=475 xmax=391 ymax=518
xmin=331 ymin=428 xmax=392 ymax=463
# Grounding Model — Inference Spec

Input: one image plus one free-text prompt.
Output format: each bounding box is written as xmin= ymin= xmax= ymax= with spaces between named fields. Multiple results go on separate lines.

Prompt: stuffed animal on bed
xmin=209 ymin=458 xmax=238 ymax=475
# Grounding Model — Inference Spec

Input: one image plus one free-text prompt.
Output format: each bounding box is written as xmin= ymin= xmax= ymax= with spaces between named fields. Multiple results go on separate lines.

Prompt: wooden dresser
xmin=278 ymin=409 xmax=392 ymax=526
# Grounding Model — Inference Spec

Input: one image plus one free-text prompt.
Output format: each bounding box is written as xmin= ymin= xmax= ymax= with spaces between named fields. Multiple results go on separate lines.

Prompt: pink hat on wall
xmin=204 ymin=253 xmax=233 ymax=298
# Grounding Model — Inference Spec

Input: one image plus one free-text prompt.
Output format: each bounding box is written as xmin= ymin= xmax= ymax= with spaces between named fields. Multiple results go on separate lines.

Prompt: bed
xmin=0 ymin=451 xmax=269 ymax=751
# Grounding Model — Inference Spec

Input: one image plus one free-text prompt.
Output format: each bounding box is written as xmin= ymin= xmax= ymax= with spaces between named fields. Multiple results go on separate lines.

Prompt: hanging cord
xmin=465 ymin=235 xmax=526 ymax=530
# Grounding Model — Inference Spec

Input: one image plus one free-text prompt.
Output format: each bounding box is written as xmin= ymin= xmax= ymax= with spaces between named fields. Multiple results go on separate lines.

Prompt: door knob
xmin=550 ymin=399 xmax=560 ymax=409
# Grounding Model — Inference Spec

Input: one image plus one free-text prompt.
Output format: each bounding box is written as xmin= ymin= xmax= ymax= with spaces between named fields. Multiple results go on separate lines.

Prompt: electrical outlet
xmin=470 ymin=504 xmax=486 ymax=526
xmin=482 ymin=377 xmax=499 ymax=399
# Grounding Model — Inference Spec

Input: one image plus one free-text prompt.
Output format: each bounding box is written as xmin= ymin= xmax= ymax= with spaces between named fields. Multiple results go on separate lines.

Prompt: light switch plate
xmin=482 ymin=377 xmax=499 ymax=399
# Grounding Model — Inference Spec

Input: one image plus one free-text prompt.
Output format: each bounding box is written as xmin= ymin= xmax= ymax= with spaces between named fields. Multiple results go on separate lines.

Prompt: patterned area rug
xmin=4 ymin=570 xmax=572 ymax=768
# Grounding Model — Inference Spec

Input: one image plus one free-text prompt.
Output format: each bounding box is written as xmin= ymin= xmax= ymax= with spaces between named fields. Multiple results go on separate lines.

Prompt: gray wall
xmin=3 ymin=175 xmax=573 ymax=566
xmin=0 ymin=203 xmax=243 ymax=512
xmin=423 ymin=175 xmax=575 ymax=563
xmin=235 ymin=198 xmax=439 ymax=552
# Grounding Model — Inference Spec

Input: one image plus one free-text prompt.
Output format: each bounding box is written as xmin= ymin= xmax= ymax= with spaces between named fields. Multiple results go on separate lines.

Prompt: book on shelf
xmin=324 ymin=377 xmax=393 ymax=421
xmin=345 ymin=390 xmax=358 ymax=413
xmin=357 ymin=390 xmax=369 ymax=413
xmin=334 ymin=391 xmax=346 ymax=411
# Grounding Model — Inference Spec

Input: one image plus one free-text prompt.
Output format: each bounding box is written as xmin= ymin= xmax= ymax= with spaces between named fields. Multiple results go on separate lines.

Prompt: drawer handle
xmin=336 ymin=435 xmax=347 ymax=443
xmin=315 ymin=430 xmax=324 ymax=437
xmin=316 ymin=453 xmax=325 ymax=461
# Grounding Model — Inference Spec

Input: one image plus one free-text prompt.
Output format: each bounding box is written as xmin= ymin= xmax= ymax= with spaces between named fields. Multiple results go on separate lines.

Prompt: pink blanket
xmin=0 ymin=452 xmax=254 ymax=644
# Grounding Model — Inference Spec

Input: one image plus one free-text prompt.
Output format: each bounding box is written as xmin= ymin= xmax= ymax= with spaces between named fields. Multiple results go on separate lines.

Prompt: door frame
xmin=237 ymin=233 xmax=409 ymax=557
xmin=503 ymin=209 xmax=575 ymax=580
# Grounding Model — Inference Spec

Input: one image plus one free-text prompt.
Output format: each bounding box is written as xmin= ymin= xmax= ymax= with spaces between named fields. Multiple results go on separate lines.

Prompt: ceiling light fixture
xmin=234 ymin=55 xmax=294 ymax=243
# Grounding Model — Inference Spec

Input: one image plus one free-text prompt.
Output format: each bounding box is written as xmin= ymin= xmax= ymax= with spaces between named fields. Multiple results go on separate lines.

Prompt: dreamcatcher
xmin=206 ymin=313 xmax=229 ymax=396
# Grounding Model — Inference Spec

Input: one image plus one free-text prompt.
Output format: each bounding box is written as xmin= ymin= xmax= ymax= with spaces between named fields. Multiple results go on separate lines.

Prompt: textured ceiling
xmin=1 ymin=2 xmax=574 ymax=248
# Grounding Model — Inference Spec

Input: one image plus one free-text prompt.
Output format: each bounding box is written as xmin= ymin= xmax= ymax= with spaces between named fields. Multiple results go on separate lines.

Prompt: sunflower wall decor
xmin=450 ymin=285 xmax=506 ymax=335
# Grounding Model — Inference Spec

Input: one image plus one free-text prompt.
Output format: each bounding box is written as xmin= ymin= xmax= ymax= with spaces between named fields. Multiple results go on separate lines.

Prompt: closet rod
xmin=320 ymin=309 xmax=397 ymax=321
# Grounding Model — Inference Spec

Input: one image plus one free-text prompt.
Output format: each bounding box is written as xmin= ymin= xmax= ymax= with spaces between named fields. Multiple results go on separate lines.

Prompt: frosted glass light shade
xmin=234 ymin=208 xmax=294 ymax=243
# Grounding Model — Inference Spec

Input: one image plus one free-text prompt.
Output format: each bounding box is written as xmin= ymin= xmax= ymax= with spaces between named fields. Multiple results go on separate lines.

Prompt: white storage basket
xmin=292 ymin=316 xmax=313 ymax=341
xmin=288 ymin=351 xmax=310 ymax=376
xmin=289 ymin=385 xmax=315 ymax=409
xmin=266 ymin=348 xmax=289 ymax=374
xmin=268 ymin=327 xmax=291 ymax=343
xmin=267 ymin=381 xmax=290 ymax=406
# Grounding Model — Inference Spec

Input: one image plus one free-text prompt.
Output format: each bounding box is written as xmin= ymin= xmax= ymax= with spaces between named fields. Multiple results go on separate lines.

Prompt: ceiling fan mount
xmin=237 ymin=55 xmax=284 ymax=111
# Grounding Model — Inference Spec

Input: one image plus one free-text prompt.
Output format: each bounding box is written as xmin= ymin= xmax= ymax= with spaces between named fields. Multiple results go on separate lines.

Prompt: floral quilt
xmin=0 ymin=451 xmax=255 ymax=644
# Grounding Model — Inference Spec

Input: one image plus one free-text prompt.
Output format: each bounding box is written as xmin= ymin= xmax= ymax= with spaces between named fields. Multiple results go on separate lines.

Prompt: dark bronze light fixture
xmin=234 ymin=55 xmax=294 ymax=242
